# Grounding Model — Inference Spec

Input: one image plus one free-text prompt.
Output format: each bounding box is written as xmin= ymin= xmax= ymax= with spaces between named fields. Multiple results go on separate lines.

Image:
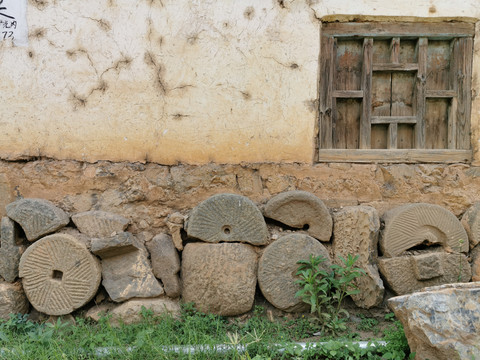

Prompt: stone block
xmin=185 ymin=194 xmax=268 ymax=245
xmin=109 ymin=297 xmax=181 ymax=326
xmin=412 ymin=252 xmax=444 ymax=280
xmin=91 ymin=232 xmax=141 ymax=259
xmin=388 ymin=282 xmax=480 ymax=360
xmin=0 ymin=281 xmax=29 ymax=320
xmin=19 ymin=233 xmax=101 ymax=315
xmin=6 ymin=198 xmax=70 ymax=241
xmin=258 ymin=233 xmax=331 ymax=312
xmin=461 ymin=202 xmax=480 ymax=249
xmin=264 ymin=191 xmax=332 ymax=242
xmin=332 ymin=206 xmax=384 ymax=308
xmin=0 ymin=217 xmax=26 ymax=282
xmin=166 ymin=212 xmax=185 ymax=251
xmin=145 ymin=233 xmax=181 ymax=298
xmin=182 ymin=242 xmax=257 ymax=316
xmin=72 ymin=210 xmax=129 ymax=238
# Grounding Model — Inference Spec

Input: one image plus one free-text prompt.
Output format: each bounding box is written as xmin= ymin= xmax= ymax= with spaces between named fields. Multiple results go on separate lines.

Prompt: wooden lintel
xmin=373 ymin=63 xmax=418 ymax=71
xmin=371 ymin=116 xmax=417 ymax=124
xmin=332 ymin=90 xmax=364 ymax=98
xmin=425 ymin=90 xmax=456 ymax=98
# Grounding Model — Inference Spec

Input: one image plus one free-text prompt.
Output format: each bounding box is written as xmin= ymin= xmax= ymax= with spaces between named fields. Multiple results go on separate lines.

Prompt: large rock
xmin=92 ymin=232 xmax=164 ymax=302
xmin=0 ymin=217 xmax=26 ymax=282
xmin=145 ymin=233 xmax=181 ymax=298
xmin=185 ymin=194 xmax=269 ymax=245
xmin=109 ymin=297 xmax=181 ymax=326
xmin=258 ymin=233 xmax=331 ymax=312
xmin=6 ymin=198 xmax=70 ymax=241
xmin=19 ymin=233 xmax=101 ymax=315
xmin=380 ymin=203 xmax=468 ymax=257
xmin=388 ymin=282 xmax=480 ymax=360
xmin=332 ymin=206 xmax=384 ymax=308
xmin=72 ymin=210 xmax=129 ymax=238
xmin=263 ymin=191 xmax=332 ymax=242
xmin=461 ymin=202 xmax=480 ymax=249
xmin=378 ymin=252 xmax=471 ymax=295
xmin=182 ymin=242 xmax=257 ymax=316
xmin=0 ymin=281 xmax=29 ymax=319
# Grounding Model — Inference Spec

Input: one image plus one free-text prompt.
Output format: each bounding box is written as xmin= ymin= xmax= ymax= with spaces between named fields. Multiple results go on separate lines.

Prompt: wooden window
xmin=319 ymin=22 xmax=474 ymax=163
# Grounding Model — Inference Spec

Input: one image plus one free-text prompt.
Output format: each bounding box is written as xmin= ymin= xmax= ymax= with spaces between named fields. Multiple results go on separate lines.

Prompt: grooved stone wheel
xmin=186 ymin=194 xmax=269 ymax=245
xmin=19 ymin=233 xmax=101 ymax=315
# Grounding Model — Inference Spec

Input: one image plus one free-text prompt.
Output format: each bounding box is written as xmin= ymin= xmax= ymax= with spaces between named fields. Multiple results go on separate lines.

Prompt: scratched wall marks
xmin=0 ymin=0 xmax=27 ymax=46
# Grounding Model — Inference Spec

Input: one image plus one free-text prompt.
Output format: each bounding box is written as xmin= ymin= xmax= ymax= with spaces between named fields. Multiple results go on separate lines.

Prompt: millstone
xmin=72 ymin=211 xmax=129 ymax=238
xmin=263 ymin=191 xmax=332 ymax=241
xmin=19 ymin=233 xmax=101 ymax=315
xmin=258 ymin=233 xmax=331 ymax=312
xmin=185 ymin=193 xmax=269 ymax=245
xmin=380 ymin=203 xmax=468 ymax=257
xmin=461 ymin=202 xmax=480 ymax=249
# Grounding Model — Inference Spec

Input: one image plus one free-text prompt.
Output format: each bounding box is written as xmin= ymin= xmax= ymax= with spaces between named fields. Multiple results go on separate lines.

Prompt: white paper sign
xmin=0 ymin=0 xmax=27 ymax=46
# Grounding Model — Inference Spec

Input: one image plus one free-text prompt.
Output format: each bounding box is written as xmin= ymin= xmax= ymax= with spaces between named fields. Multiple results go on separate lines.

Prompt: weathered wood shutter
xmin=319 ymin=22 xmax=474 ymax=163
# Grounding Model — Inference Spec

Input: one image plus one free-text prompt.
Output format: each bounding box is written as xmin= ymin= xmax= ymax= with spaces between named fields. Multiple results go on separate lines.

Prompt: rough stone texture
xmin=258 ymin=233 xmax=331 ymax=312
xmin=388 ymin=282 xmax=480 ymax=360
xmin=72 ymin=210 xmax=129 ymax=238
xmin=145 ymin=233 xmax=181 ymax=298
xmin=19 ymin=233 xmax=101 ymax=315
xmin=85 ymin=303 xmax=116 ymax=322
xmin=6 ymin=198 xmax=70 ymax=241
xmin=0 ymin=217 xmax=26 ymax=283
xmin=182 ymin=242 xmax=257 ymax=316
xmin=263 ymin=190 xmax=333 ymax=242
xmin=0 ymin=281 xmax=29 ymax=320
xmin=332 ymin=206 xmax=384 ymax=308
xmin=109 ymin=297 xmax=181 ymax=326
xmin=91 ymin=232 xmax=141 ymax=259
xmin=380 ymin=203 xmax=468 ymax=257
xmin=166 ymin=212 xmax=185 ymax=251
xmin=185 ymin=193 xmax=269 ymax=245
xmin=98 ymin=239 xmax=164 ymax=302
xmin=56 ymin=227 xmax=92 ymax=250
xmin=378 ymin=252 xmax=471 ymax=295
xmin=461 ymin=202 xmax=480 ymax=249
xmin=470 ymin=245 xmax=480 ymax=281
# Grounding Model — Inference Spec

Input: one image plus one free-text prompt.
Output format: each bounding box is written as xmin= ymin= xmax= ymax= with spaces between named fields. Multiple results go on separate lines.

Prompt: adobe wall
xmin=1 ymin=0 xmax=480 ymax=164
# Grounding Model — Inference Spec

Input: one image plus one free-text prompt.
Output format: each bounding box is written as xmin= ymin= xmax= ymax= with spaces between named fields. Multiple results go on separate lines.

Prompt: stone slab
xmin=0 ymin=217 xmax=25 ymax=283
xmin=91 ymin=232 xmax=141 ymax=259
xmin=109 ymin=297 xmax=181 ymax=326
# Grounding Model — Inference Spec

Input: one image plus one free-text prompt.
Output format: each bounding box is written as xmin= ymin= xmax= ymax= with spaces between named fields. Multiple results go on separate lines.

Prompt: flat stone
xmin=0 ymin=281 xmax=29 ymax=320
xmin=461 ymin=202 xmax=480 ymax=249
xmin=85 ymin=303 xmax=116 ymax=322
xmin=182 ymin=242 xmax=257 ymax=316
xmin=0 ymin=217 xmax=26 ymax=282
xmin=332 ymin=206 xmax=384 ymax=308
xmin=380 ymin=203 xmax=468 ymax=257
xmin=72 ymin=210 xmax=129 ymax=238
xmin=145 ymin=233 xmax=181 ymax=298
xmin=258 ymin=233 xmax=331 ymax=312
xmin=6 ymin=198 xmax=70 ymax=241
xmin=99 ymin=242 xmax=164 ymax=302
xmin=388 ymin=282 xmax=480 ymax=360
xmin=91 ymin=232 xmax=141 ymax=259
xmin=263 ymin=191 xmax=332 ymax=242
xmin=19 ymin=233 xmax=101 ymax=315
xmin=470 ymin=245 xmax=480 ymax=281
xmin=109 ymin=297 xmax=181 ymax=326
xmin=185 ymin=194 xmax=268 ymax=245
xmin=378 ymin=252 xmax=471 ymax=295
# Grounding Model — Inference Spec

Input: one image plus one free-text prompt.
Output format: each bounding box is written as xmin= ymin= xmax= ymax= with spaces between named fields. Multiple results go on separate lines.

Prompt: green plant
xmin=295 ymin=254 xmax=366 ymax=335
xmin=356 ymin=315 xmax=379 ymax=334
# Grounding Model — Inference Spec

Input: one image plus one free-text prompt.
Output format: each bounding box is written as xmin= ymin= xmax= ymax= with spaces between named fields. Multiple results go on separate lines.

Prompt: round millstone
xmin=258 ymin=233 xmax=331 ymax=312
xmin=263 ymin=191 xmax=333 ymax=242
xmin=380 ymin=203 xmax=468 ymax=257
xmin=19 ymin=233 xmax=101 ymax=315
xmin=185 ymin=193 xmax=269 ymax=245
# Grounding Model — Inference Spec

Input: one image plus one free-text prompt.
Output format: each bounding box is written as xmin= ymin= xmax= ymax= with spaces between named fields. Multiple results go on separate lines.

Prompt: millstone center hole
xmin=222 ymin=225 xmax=232 ymax=235
xmin=303 ymin=224 xmax=310 ymax=230
xmin=52 ymin=270 xmax=63 ymax=282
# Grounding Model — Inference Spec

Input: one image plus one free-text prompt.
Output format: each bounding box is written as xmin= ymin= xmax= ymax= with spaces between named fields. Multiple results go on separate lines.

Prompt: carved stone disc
xmin=19 ymin=233 xmax=101 ymax=315
xmin=186 ymin=194 xmax=269 ymax=245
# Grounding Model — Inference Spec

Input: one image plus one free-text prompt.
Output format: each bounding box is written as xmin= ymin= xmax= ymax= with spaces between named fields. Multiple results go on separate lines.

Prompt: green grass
xmin=0 ymin=305 xmax=411 ymax=359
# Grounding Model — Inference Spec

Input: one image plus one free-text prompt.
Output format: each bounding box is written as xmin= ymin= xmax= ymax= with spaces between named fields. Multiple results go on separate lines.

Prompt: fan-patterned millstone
xmin=186 ymin=194 xmax=269 ymax=245
xmin=263 ymin=191 xmax=332 ymax=242
xmin=258 ymin=233 xmax=331 ymax=312
xmin=72 ymin=211 xmax=129 ymax=238
xmin=19 ymin=233 xmax=101 ymax=315
xmin=380 ymin=203 xmax=468 ymax=258
xmin=6 ymin=198 xmax=70 ymax=241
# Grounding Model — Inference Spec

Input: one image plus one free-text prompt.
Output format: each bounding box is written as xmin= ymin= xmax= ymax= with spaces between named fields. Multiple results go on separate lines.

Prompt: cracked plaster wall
xmin=0 ymin=0 xmax=480 ymax=165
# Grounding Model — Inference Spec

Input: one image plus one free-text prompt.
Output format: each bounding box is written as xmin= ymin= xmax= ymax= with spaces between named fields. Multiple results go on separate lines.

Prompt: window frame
xmin=318 ymin=21 xmax=475 ymax=163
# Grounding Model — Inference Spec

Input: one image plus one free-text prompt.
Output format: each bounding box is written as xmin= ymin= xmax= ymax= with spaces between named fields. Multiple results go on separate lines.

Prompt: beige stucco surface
xmin=0 ymin=0 xmax=479 ymax=165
